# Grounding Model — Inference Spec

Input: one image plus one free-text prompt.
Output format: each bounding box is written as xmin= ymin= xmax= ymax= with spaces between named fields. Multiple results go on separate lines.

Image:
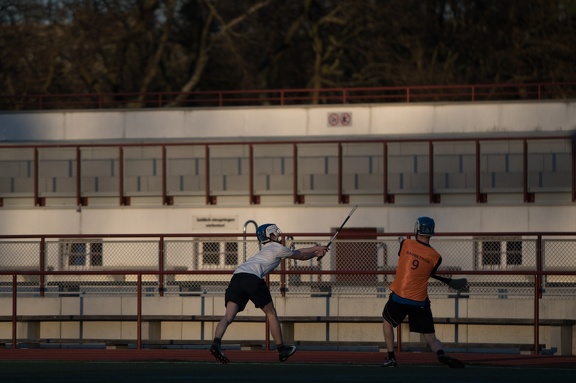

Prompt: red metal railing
xmin=1 ymin=135 xmax=574 ymax=207
xmin=1 ymin=82 xmax=576 ymax=110
xmin=2 ymin=231 xmax=576 ymax=354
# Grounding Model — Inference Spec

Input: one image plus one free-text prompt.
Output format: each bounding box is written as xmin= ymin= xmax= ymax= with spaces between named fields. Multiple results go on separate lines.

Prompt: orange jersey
xmin=389 ymin=239 xmax=441 ymax=301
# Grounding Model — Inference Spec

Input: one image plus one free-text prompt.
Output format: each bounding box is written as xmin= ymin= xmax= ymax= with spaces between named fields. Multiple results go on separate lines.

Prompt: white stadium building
xmin=1 ymin=86 xmax=575 ymax=355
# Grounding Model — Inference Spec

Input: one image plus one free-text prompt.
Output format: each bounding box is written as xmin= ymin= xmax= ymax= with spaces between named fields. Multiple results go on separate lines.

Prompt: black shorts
xmin=382 ymin=293 xmax=435 ymax=334
xmin=224 ymin=273 xmax=273 ymax=312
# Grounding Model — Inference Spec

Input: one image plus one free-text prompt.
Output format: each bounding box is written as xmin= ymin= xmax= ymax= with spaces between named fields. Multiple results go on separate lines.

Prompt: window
xmin=69 ymin=243 xmax=87 ymax=266
xmin=505 ymin=241 xmax=522 ymax=265
xmin=202 ymin=242 xmax=220 ymax=265
xmin=481 ymin=241 xmax=501 ymax=265
xmin=475 ymin=238 xmax=522 ymax=268
xmin=90 ymin=242 xmax=103 ymax=266
xmin=224 ymin=242 xmax=238 ymax=265
xmin=60 ymin=240 xmax=103 ymax=269
xmin=200 ymin=241 xmax=239 ymax=267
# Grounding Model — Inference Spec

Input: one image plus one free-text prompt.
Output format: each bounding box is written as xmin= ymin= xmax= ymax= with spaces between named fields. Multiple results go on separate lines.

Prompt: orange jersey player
xmin=381 ymin=217 xmax=465 ymax=369
xmin=389 ymin=237 xmax=441 ymax=301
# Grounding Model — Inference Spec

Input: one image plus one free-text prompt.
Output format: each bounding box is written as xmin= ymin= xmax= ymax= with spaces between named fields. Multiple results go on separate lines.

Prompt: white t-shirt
xmin=234 ymin=241 xmax=294 ymax=279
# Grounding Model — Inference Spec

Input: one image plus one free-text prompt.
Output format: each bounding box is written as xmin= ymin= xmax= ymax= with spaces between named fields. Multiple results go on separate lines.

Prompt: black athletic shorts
xmin=382 ymin=293 xmax=436 ymax=334
xmin=224 ymin=273 xmax=273 ymax=312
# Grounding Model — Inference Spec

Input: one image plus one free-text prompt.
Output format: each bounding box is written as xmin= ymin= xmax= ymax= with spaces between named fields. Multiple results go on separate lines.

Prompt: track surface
xmin=1 ymin=349 xmax=575 ymax=383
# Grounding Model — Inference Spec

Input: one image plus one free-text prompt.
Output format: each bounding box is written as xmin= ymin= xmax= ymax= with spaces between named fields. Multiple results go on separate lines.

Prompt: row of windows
xmin=481 ymin=241 xmax=522 ymax=266
xmin=57 ymin=239 xmax=523 ymax=269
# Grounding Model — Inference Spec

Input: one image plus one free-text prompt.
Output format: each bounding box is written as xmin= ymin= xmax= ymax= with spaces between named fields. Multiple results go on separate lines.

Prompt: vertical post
xmin=429 ymin=141 xmax=440 ymax=203
xmin=523 ymin=140 xmax=535 ymax=202
xmin=571 ymin=133 xmax=576 ymax=202
xmin=293 ymin=143 xmax=298 ymax=204
xmin=76 ymin=147 xmax=83 ymax=207
xmin=249 ymin=144 xmax=259 ymax=204
xmin=39 ymin=238 xmax=46 ymax=298
xmin=324 ymin=294 xmax=330 ymax=342
xmin=33 ymin=147 xmax=43 ymax=206
xmin=12 ymin=274 xmax=17 ymax=349
xmin=162 ymin=145 xmax=172 ymax=205
xmin=119 ymin=146 xmax=128 ymax=206
xmin=337 ymin=143 xmax=348 ymax=204
xmin=137 ymin=274 xmax=142 ymax=350
xmin=454 ymin=290 xmax=460 ymax=344
xmin=293 ymin=144 xmax=303 ymax=204
xmin=205 ymin=145 xmax=216 ymax=205
xmin=534 ymin=235 xmax=543 ymax=354
xmin=383 ymin=141 xmax=393 ymax=204
xmin=158 ymin=237 xmax=165 ymax=297
xmin=475 ymin=140 xmax=487 ymax=203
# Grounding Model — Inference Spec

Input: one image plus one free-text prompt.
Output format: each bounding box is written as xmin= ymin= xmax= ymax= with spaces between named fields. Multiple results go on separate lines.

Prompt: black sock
xmin=277 ymin=343 xmax=284 ymax=351
xmin=388 ymin=351 xmax=396 ymax=360
xmin=436 ymin=350 xmax=445 ymax=356
xmin=213 ymin=337 xmax=221 ymax=346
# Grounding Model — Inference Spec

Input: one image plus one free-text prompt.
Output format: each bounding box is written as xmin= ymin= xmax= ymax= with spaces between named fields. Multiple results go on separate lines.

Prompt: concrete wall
xmin=0 ymin=203 xmax=575 ymax=237
xmin=1 ymin=101 xmax=575 ymax=142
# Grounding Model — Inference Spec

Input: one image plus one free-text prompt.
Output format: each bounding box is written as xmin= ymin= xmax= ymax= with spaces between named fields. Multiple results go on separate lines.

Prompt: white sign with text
xmin=192 ymin=216 xmax=239 ymax=230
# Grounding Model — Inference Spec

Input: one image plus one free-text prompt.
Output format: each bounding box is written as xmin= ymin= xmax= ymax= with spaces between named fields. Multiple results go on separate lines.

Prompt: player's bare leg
xmin=211 ymin=301 xmax=239 ymax=364
xmin=261 ymin=302 xmax=296 ymax=362
xmin=423 ymin=333 xmax=465 ymax=368
xmin=381 ymin=320 xmax=397 ymax=367
xmin=423 ymin=333 xmax=444 ymax=353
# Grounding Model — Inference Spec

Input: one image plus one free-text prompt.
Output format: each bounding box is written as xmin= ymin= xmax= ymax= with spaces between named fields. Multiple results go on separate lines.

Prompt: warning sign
xmin=327 ymin=112 xmax=353 ymax=127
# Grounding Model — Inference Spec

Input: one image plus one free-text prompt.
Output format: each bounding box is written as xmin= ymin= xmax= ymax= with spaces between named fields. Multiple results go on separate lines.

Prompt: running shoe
xmin=381 ymin=358 xmax=397 ymax=367
xmin=278 ymin=345 xmax=297 ymax=362
xmin=210 ymin=344 xmax=229 ymax=364
xmin=438 ymin=354 xmax=465 ymax=368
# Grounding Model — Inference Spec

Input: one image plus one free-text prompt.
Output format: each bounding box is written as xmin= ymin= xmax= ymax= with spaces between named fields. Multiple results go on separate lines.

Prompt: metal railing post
xmin=12 ymin=274 xmax=17 ymax=349
xmin=137 ymin=274 xmax=142 ymax=350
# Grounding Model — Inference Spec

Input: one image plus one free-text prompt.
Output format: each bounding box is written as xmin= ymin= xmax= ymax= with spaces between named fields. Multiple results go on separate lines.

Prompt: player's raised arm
xmin=289 ymin=246 xmax=328 ymax=261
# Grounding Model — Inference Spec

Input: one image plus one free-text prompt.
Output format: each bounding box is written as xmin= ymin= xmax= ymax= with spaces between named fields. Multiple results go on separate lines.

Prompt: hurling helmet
xmin=414 ymin=216 xmax=435 ymax=236
xmin=256 ymin=223 xmax=282 ymax=243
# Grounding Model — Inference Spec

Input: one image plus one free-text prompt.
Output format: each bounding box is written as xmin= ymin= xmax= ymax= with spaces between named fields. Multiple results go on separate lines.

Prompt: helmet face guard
xmin=256 ymin=224 xmax=282 ymax=243
xmin=414 ymin=216 xmax=435 ymax=236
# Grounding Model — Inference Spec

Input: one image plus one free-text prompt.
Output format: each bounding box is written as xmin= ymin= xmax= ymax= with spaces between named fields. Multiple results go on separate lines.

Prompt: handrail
xmin=1 ymin=82 xmax=575 ymax=111
xmin=243 ymin=219 xmax=260 ymax=262
xmin=2 ymin=267 xmax=576 ymax=354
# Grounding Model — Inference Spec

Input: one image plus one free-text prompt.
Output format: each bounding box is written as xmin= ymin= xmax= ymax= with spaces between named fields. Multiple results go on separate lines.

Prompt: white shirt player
xmin=234 ymin=241 xmax=294 ymax=279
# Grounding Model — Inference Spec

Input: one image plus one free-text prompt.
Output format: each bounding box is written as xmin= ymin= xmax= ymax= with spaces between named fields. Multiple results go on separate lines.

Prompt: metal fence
xmin=2 ymin=82 xmax=576 ymax=110
xmin=2 ymin=232 xmax=576 ymax=353
xmin=1 ymin=232 xmax=576 ymax=298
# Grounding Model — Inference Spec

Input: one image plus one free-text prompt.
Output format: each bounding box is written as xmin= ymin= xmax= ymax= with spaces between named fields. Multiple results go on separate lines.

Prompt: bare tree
xmin=1 ymin=0 xmax=575 ymax=108
xmin=166 ymin=0 xmax=275 ymax=106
